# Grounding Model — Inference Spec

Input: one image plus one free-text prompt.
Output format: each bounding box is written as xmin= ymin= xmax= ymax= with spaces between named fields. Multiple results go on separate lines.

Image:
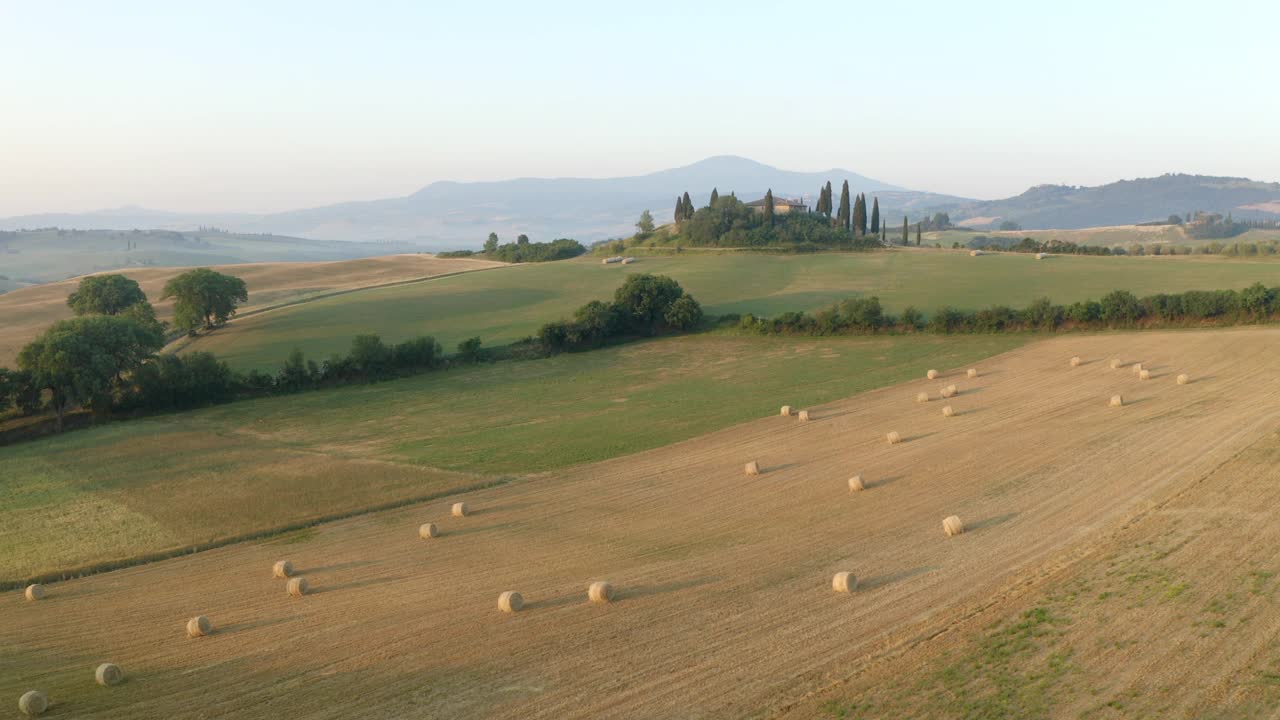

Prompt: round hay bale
xmin=451 ymin=502 xmax=469 ymax=518
xmin=915 ymin=391 xmax=929 ymax=403
xmin=943 ymin=515 xmax=965 ymax=537
xmin=942 ymin=405 xmax=955 ymax=417
xmin=926 ymin=369 xmax=938 ymax=380
xmin=287 ymin=577 xmax=309 ymax=598
xmin=418 ymin=522 xmax=439 ymax=539
xmin=848 ymin=475 xmax=865 ymax=492
xmin=744 ymin=461 xmax=760 ymax=476
xmin=1109 ymin=359 xmax=1122 ymax=369
xmin=95 ymin=663 xmax=124 ymax=687
xmin=1110 ymin=394 xmax=1123 ymax=407
xmin=1177 ymin=373 xmax=1189 ymax=385
xmin=17 ymin=690 xmax=47 ymax=716
xmin=1139 ymin=369 xmax=1151 ymax=381
xmin=970 ymin=250 xmax=982 ymax=257
xmin=780 ymin=405 xmax=792 ymax=417
xmin=832 ymin=571 xmax=858 ymax=593
xmin=186 ymin=616 xmax=212 ymax=638
xmin=498 ymin=590 xmax=524 ymax=613
xmin=588 ymin=581 xmax=614 ymax=604
xmin=967 ymin=368 xmax=978 ymax=379
xmin=272 ymin=560 xmax=293 ymax=579
xmin=798 ymin=410 xmax=811 ymax=422
xmin=940 ymin=385 xmax=957 ymax=399
xmin=1035 ymin=252 xmax=1046 ymax=260
xmin=886 ymin=431 xmax=902 ymax=445
xmin=24 ymin=584 xmax=45 ymax=602
xmin=1132 ymin=362 xmax=1143 ymax=374
xmin=1070 ymin=356 xmax=1082 ymax=367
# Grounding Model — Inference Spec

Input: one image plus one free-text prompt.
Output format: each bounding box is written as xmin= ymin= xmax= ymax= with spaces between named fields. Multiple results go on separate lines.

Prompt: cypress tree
xmin=837 ymin=181 xmax=851 ymax=230
xmin=851 ymin=194 xmax=864 ymax=236
xmin=824 ymin=181 xmax=834 ymax=217
xmin=710 ymin=187 xmax=719 ymax=207
xmin=674 ymin=196 xmax=682 ymax=224
xmin=916 ymin=222 xmax=922 ymax=245
xmin=682 ymin=191 xmax=693 ymax=221
xmin=902 ymin=216 xmax=909 ymax=245
xmin=763 ymin=188 xmax=775 ymax=226
xmin=870 ymin=197 xmax=880 ymax=234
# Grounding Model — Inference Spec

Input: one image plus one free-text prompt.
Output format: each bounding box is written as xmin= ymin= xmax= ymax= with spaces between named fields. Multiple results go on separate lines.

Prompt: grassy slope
xmin=0 ymin=254 xmax=502 ymax=366
xmin=183 ymin=250 xmax=1280 ymax=371
xmin=931 ymin=226 xmax=1280 ymax=248
xmin=0 ymin=332 xmax=1022 ymax=582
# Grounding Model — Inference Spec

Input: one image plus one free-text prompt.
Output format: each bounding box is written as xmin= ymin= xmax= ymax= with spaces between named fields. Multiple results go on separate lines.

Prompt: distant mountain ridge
xmin=948 ymin=174 xmax=1280 ymax=230
xmin=0 ymin=157 xmax=964 ymax=248
xmin=2 ymin=159 xmax=1277 ymax=245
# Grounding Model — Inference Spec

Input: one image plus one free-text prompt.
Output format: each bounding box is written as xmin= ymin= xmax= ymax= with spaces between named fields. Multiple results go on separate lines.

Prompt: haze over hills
xmin=947 ymin=174 xmax=1280 ymax=230
xmin=0 ymin=157 xmax=964 ymax=248
xmin=1 ymin=158 xmax=1278 ymax=250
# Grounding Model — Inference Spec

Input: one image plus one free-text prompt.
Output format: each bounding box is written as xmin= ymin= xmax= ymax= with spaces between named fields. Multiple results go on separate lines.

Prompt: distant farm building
xmin=746 ymin=196 xmax=808 ymax=215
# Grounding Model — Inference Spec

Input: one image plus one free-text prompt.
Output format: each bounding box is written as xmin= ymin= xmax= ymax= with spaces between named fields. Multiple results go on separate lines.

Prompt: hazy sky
xmin=2 ymin=0 xmax=1276 ymax=215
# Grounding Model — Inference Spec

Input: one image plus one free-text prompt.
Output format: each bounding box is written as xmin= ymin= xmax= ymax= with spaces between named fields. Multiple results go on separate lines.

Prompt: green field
xmin=929 ymin=226 xmax=1280 ymax=249
xmin=0 ymin=332 xmax=1023 ymax=583
xmin=183 ymin=250 xmax=1280 ymax=371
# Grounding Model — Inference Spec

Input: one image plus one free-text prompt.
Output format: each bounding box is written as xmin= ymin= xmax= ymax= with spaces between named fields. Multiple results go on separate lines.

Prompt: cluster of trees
xmin=1185 ymin=212 xmax=1248 ymax=240
xmin=966 ymin=236 xmax=1116 ymax=255
xmin=735 ymin=283 xmax=1280 ymax=337
xmin=0 ymin=269 xmax=249 ymax=429
xmin=623 ymin=192 xmax=885 ymax=251
xmin=538 ymin=274 xmax=703 ymax=352
xmin=440 ymin=234 xmax=586 ymax=263
xmin=1118 ymin=240 xmax=1279 ymax=257
xmin=812 ymin=181 xmax=879 ymax=236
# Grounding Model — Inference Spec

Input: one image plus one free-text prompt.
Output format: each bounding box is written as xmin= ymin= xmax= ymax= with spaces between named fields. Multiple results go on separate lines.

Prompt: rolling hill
xmin=0 ymin=157 xmax=966 ymax=248
xmin=948 ymin=173 xmax=1280 ymax=229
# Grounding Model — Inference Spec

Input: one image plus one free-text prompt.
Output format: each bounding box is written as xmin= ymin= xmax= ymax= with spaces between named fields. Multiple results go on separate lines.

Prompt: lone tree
xmin=710 ymin=187 xmax=719 ymax=206
xmin=67 ymin=274 xmax=147 ymax=316
xmin=484 ymin=232 xmax=499 ymax=253
xmin=870 ymin=197 xmax=880 ymax=234
xmin=916 ymin=222 xmax=922 ymax=245
xmin=18 ymin=315 xmax=164 ymax=430
xmin=161 ymin=268 xmax=248 ymax=334
xmin=636 ymin=209 xmax=655 ymax=234
xmin=763 ymin=189 xmax=775 ymax=226
xmin=902 ymin=216 xmax=909 ymax=245
xmin=837 ymin=181 xmax=851 ymax=230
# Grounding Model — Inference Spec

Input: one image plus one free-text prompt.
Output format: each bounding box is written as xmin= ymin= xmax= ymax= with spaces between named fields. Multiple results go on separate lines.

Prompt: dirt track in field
xmin=4 ymin=328 xmax=1280 ymax=719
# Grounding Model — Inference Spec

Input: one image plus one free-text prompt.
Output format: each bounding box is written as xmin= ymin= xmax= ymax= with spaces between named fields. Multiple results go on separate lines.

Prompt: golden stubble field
xmin=4 ymin=328 xmax=1280 ymax=719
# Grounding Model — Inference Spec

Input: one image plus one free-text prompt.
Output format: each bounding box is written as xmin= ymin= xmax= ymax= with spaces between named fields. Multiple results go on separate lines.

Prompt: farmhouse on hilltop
xmin=745 ymin=195 xmax=808 ymax=215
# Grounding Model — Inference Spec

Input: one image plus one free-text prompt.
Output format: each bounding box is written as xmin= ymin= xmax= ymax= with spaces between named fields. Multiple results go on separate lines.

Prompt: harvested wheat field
xmin=3 ymin=328 xmax=1279 ymax=719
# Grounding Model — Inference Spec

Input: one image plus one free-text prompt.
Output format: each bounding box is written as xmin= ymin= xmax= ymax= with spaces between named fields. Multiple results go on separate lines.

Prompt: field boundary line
xmin=1 ymin=474 xmax=518 ymax=591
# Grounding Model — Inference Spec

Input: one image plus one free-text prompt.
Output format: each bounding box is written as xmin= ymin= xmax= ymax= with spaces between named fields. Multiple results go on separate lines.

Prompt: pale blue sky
xmin=2 ymin=0 xmax=1276 ymax=215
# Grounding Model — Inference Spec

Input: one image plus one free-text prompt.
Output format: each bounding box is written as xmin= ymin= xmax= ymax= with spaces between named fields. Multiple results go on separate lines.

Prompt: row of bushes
xmin=439 ymin=237 xmax=586 ymax=263
xmin=736 ymin=283 xmax=1280 ymax=336
xmin=0 ymin=274 xmax=701 ymax=430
